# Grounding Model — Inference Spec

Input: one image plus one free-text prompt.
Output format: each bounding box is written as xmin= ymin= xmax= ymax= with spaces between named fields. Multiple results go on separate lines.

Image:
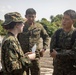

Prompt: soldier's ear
xmin=35 ymin=15 xmax=36 ymax=18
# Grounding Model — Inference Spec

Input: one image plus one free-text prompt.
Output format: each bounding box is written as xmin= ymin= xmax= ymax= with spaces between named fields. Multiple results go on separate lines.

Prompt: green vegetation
xmin=0 ymin=20 xmax=7 ymax=35
xmin=37 ymin=14 xmax=63 ymax=37
xmin=0 ymin=14 xmax=75 ymax=37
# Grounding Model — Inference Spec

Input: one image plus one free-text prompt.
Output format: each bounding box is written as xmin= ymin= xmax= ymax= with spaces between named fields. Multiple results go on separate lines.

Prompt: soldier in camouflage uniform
xmin=18 ymin=8 xmax=49 ymax=75
xmin=50 ymin=9 xmax=76 ymax=75
xmin=1 ymin=12 xmax=36 ymax=75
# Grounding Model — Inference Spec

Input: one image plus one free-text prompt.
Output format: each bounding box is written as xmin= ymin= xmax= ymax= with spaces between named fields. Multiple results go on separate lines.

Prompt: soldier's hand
xmin=41 ymin=49 xmax=46 ymax=52
xmin=25 ymin=52 xmax=32 ymax=56
xmin=40 ymin=49 xmax=46 ymax=57
xmin=50 ymin=49 xmax=57 ymax=58
xmin=28 ymin=53 xmax=36 ymax=60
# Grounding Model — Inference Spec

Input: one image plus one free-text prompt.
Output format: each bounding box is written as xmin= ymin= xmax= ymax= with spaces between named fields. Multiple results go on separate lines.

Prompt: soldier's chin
xmin=29 ymin=21 xmax=34 ymax=23
xmin=18 ymin=30 xmax=22 ymax=33
xmin=62 ymin=24 xmax=66 ymax=28
xmin=30 ymin=22 xmax=33 ymax=24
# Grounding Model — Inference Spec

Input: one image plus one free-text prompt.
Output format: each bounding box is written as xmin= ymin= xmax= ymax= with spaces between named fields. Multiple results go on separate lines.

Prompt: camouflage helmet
xmin=2 ymin=12 xmax=25 ymax=26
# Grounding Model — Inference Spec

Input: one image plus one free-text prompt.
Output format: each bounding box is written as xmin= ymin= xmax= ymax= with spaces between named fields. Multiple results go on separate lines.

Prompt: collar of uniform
xmin=63 ymin=27 xmax=75 ymax=36
xmin=8 ymin=32 xmax=15 ymax=36
xmin=25 ymin=21 xmax=36 ymax=26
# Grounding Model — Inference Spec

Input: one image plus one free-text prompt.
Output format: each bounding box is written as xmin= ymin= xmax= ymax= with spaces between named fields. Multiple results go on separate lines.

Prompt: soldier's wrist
xmin=43 ymin=48 xmax=46 ymax=51
xmin=56 ymin=53 xmax=61 ymax=58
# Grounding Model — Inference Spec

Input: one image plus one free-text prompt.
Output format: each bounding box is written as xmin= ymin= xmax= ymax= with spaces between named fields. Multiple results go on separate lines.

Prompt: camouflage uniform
xmin=1 ymin=32 xmax=31 ymax=75
xmin=50 ymin=28 xmax=76 ymax=75
xmin=1 ymin=12 xmax=31 ymax=75
xmin=18 ymin=22 xmax=49 ymax=75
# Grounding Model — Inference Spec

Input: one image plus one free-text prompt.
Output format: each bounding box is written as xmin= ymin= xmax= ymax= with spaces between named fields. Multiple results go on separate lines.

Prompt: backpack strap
xmin=55 ymin=28 xmax=76 ymax=48
xmin=71 ymin=29 xmax=76 ymax=45
xmin=56 ymin=28 xmax=62 ymax=47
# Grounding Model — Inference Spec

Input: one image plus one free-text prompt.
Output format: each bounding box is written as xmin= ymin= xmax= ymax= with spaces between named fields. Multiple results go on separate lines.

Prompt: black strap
xmin=71 ymin=29 xmax=76 ymax=45
xmin=56 ymin=28 xmax=62 ymax=47
xmin=56 ymin=28 xmax=76 ymax=48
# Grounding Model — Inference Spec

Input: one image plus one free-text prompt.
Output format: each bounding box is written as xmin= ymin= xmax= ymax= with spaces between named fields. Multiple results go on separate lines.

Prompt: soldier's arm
xmin=50 ymin=32 xmax=57 ymax=53
xmin=1 ymin=40 xmax=30 ymax=72
xmin=56 ymin=39 xmax=76 ymax=60
xmin=2 ymin=40 xmax=18 ymax=72
xmin=41 ymin=24 xmax=49 ymax=50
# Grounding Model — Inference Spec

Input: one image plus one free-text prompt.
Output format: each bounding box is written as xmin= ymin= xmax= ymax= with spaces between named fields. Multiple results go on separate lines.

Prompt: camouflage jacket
xmin=50 ymin=28 xmax=76 ymax=67
xmin=1 ymin=32 xmax=31 ymax=73
xmin=18 ymin=22 xmax=49 ymax=53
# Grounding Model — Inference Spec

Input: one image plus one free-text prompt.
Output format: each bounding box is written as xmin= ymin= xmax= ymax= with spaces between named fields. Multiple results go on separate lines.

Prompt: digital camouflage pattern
xmin=18 ymin=22 xmax=49 ymax=75
xmin=50 ymin=28 xmax=76 ymax=75
xmin=2 ymin=12 xmax=25 ymax=26
xmin=1 ymin=32 xmax=31 ymax=75
xmin=18 ymin=22 xmax=49 ymax=54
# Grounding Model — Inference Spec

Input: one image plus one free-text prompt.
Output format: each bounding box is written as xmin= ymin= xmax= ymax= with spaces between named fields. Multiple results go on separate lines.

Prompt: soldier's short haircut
xmin=64 ymin=9 xmax=76 ymax=19
xmin=26 ymin=8 xmax=36 ymax=15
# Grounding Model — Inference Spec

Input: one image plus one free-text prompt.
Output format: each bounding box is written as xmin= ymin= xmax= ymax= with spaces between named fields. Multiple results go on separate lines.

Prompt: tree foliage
xmin=0 ymin=20 xmax=7 ymax=35
xmin=37 ymin=14 xmax=63 ymax=37
xmin=2 ymin=14 xmax=74 ymax=37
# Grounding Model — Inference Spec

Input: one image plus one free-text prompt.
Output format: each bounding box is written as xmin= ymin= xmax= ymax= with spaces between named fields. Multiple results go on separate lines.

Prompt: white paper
xmin=28 ymin=53 xmax=36 ymax=60
xmin=32 ymin=44 xmax=37 ymax=53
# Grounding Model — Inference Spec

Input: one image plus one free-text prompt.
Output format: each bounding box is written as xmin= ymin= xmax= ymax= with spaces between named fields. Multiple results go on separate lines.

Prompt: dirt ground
xmin=40 ymin=49 xmax=53 ymax=75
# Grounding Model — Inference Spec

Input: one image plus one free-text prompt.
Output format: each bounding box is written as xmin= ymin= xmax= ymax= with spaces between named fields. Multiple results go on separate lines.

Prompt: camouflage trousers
xmin=53 ymin=65 xmax=76 ymax=75
xmin=3 ymin=69 xmax=26 ymax=75
xmin=26 ymin=59 xmax=40 ymax=75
